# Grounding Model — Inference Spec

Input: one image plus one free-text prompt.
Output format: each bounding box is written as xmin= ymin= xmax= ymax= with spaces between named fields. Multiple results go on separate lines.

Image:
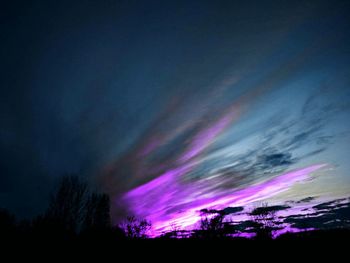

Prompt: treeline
xmin=1 ymin=175 xmax=155 ymax=244
xmin=1 ymin=175 xmax=350 ymax=244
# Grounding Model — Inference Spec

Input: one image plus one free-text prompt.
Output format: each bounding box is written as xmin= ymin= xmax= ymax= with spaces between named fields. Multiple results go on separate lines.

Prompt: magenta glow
xmin=123 ymin=164 xmax=326 ymax=236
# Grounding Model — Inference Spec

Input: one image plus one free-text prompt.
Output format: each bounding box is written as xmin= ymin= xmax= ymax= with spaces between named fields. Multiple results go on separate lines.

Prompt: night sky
xmin=1 ymin=0 xmax=350 ymax=234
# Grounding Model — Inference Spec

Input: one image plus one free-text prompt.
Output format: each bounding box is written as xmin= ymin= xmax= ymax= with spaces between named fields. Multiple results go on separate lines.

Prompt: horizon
xmin=1 ymin=0 xmax=350 ymax=238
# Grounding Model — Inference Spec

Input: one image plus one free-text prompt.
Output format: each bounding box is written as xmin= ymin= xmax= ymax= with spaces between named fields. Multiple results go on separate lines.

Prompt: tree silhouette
xmin=250 ymin=203 xmax=279 ymax=240
xmin=83 ymin=193 xmax=111 ymax=231
xmin=194 ymin=211 xmax=225 ymax=239
xmin=0 ymin=208 xmax=15 ymax=228
xmin=121 ymin=216 xmax=152 ymax=239
xmin=44 ymin=175 xmax=89 ymax=233
xmin=0 ymin=208 xmax=16 ymax=239
xmin=31 ymin=174 xmax=115 ymax=241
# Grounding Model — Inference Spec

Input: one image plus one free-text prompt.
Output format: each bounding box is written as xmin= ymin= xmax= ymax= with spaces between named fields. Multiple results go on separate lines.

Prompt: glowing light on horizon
xmin=123 ymin=164 xmax=326 ymax=236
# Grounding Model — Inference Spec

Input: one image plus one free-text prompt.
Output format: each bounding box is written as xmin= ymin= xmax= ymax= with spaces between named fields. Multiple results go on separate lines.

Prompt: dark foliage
xmin=1 ymin=179 xmax=349 ymax=246
xmin=250 ymin=203 xmax=282 ymax=240
xmin=120 ymin=216 xmax=152 ymax=239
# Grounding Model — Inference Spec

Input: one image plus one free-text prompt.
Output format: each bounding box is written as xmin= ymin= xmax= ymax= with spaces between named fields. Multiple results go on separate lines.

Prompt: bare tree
xmin=45 ymin=175 xmax=89 ymax=233
xmin=121 ymin=216 xmax=152 ymax=239
xmin=83 ymin=193 xmax=111 ymax=230
xmin=197 ymin=211 xmax=225 ymax=238
xmin=250 ymin=203 xmax=278 ymax=240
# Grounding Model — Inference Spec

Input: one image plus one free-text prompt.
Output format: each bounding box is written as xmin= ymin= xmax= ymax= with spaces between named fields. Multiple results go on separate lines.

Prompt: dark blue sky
xmin=1 ymin=0 xmax=350 ymax=220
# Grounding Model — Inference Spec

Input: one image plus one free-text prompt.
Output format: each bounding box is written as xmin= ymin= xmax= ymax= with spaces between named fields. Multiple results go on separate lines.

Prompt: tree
xmin=44 ymin=175 xmax=89 ymax=233
xmin=121 ymin=216 xmax=152 ymax=239
xmin=195 ymin=211 xmax=225 ymax=239
xmin=0 ymin=208 xmax=16 ymax=238
xmin=250 ymin=203 xmax=278 ymax=240
xmin=38 ymin=175 xmax=113 ymax=237
xmin=83 ymin=193 xmax=111 ymax=231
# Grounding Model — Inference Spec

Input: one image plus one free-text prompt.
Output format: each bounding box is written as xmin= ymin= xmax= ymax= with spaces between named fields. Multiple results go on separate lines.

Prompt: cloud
xmin=97 ymin=2 xmax=350 ymax=228
xmin=296 ymin=196 xmax=316 ymax=203
xmin=200 ymin=206 xmax=244 ymax=216
xmin=283 ymin=198 xmax=350 ymax=229
xmin=123 ymin=164 xmax=326 ymax=234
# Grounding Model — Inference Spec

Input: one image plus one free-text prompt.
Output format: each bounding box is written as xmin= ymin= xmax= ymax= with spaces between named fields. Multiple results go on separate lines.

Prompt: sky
xmin=1 ymin=0 xmax=350 ymax=231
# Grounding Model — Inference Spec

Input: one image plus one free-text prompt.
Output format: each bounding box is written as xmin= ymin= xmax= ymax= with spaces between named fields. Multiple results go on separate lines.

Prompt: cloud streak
xmin=124 ymin=164 xmax=326 ymax=235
